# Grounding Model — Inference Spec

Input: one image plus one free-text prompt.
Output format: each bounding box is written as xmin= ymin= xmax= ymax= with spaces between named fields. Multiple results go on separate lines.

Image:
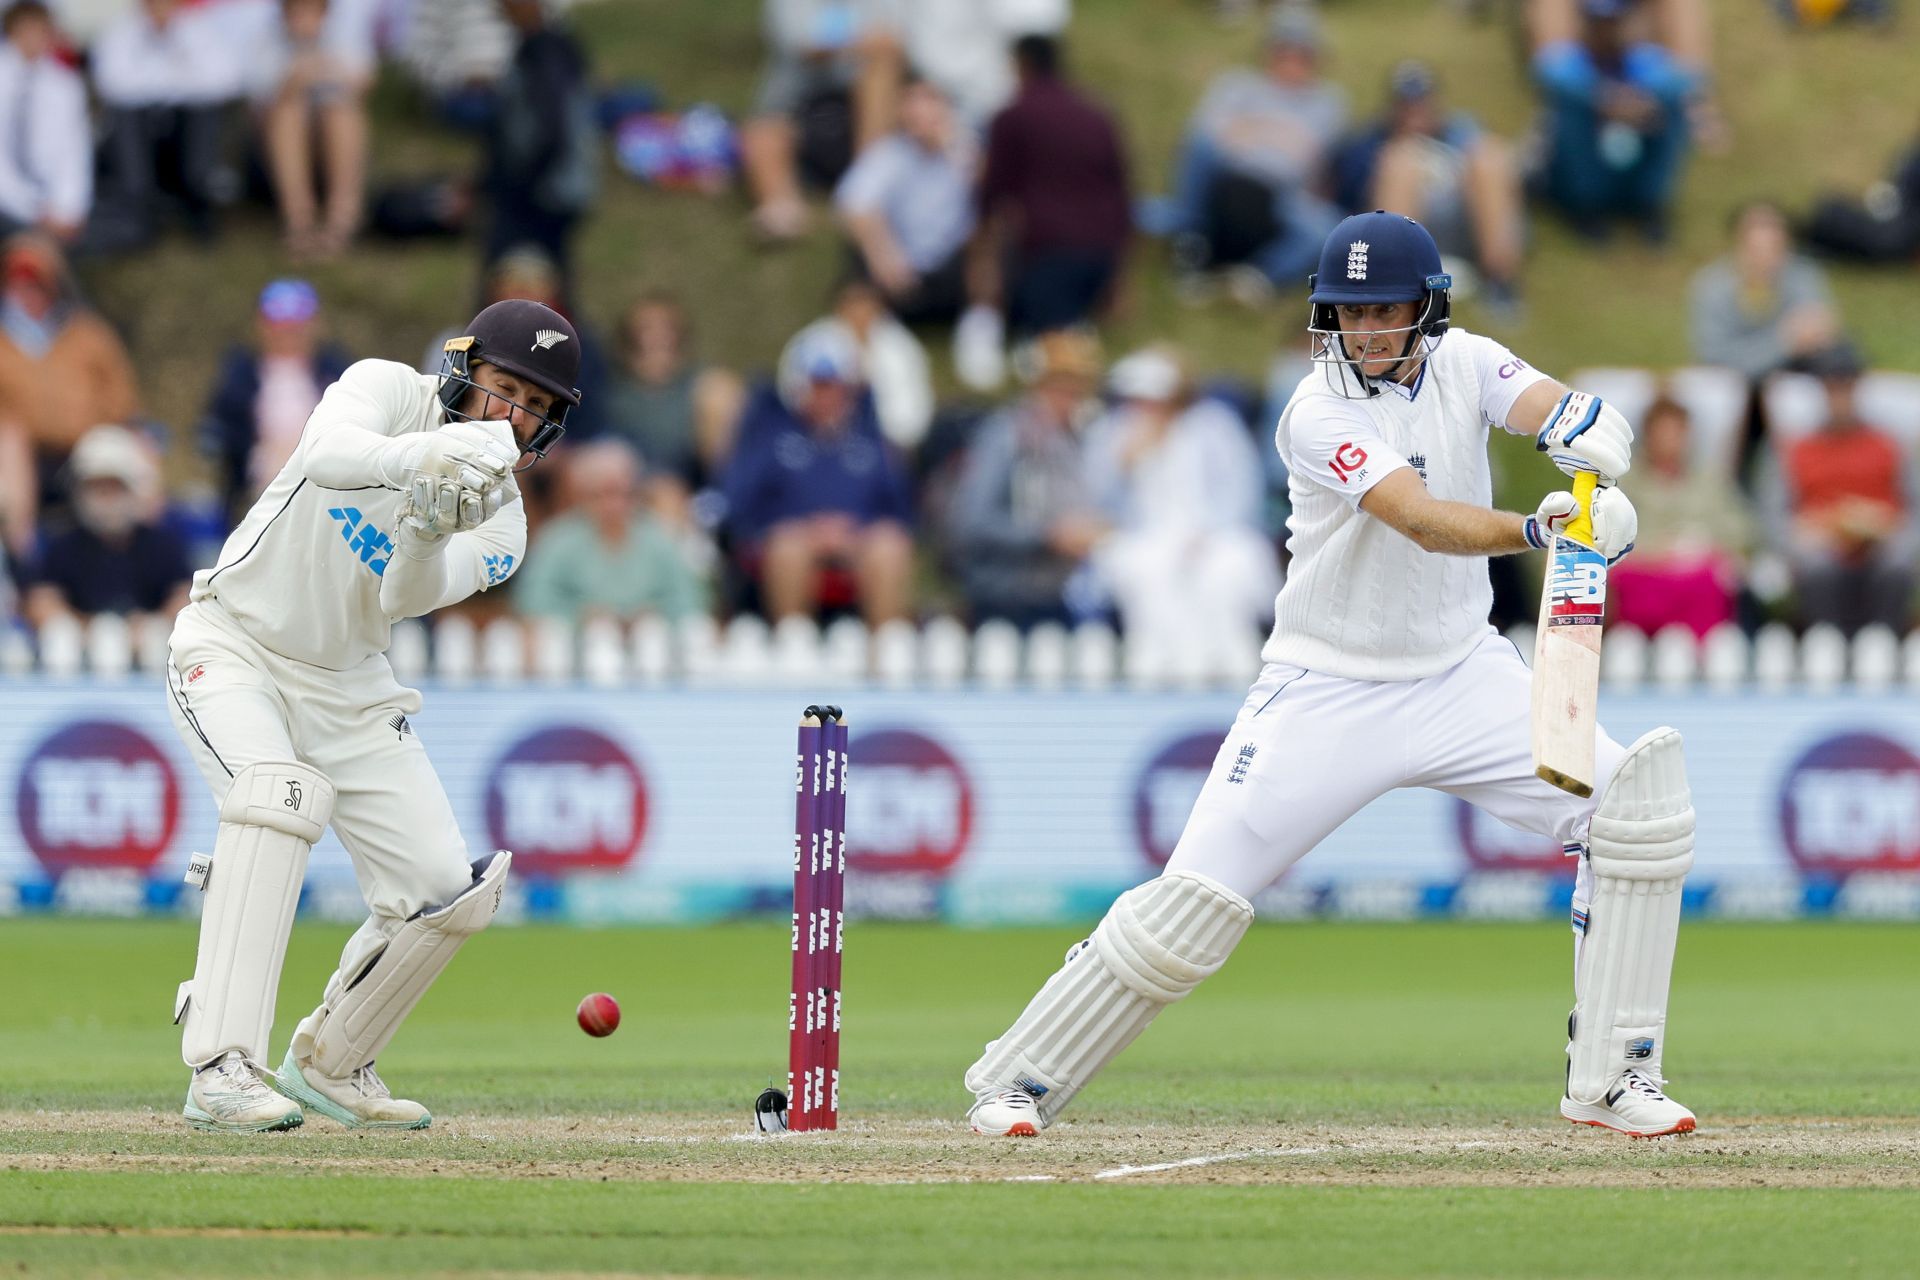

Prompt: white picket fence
xmin=8 ymin=612 xmax=1920 ymax=693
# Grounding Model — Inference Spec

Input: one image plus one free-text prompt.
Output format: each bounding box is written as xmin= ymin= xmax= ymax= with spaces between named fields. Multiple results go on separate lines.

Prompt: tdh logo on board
xmin=16 ymin=720 xmax=181 ymax=875
xmin=484 ymin=726 xmax=649 ymax=876
xmin=844 ymin=728 xmax=973 ymax=876
xmin=1780 ymin=732 xmax=1920 ymax=875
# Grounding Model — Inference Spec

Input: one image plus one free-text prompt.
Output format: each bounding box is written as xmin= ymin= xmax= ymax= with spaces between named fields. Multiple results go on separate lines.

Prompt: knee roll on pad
xmin=298 ymin=850 xmax=511 ymax=1077
xmin=1568 ymin=727 xmax=1694 ymax=1104
xmin=964 ymin=870 xmax=1253 ymax=1124
xmin=178 ymin=761 xmax=335 ymax=1068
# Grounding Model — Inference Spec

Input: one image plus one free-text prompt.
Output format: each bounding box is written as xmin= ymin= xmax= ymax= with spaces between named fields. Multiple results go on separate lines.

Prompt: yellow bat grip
xmin=1566 ymin=471 xmax=1597 ymax=547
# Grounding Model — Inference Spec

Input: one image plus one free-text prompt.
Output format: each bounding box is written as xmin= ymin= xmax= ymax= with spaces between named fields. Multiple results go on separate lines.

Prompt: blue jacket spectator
xmin=1533 ymin=0 xmax=1696 ymax=240
xmin=721 ymin=325 xmax=914 ymax=623
xmin=200 ymin=280 xmax=352 ymax=523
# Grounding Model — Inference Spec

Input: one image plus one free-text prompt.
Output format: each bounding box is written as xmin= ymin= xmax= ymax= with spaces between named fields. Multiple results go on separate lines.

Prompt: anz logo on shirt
xmin=328 ymin=507 xmax=393 ymax=577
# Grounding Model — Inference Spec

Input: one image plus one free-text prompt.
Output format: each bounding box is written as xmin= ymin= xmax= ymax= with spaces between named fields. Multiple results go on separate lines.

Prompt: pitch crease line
xmin=1094 ymin=1146 xmax=1327 ymax=1179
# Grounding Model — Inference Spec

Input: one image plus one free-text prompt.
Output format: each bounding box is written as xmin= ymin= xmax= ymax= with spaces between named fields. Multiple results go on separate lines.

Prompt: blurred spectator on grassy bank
xmin=0 ymin=234 xmax=140 ymax=558
xmin=251 ymin=0 xmax=375 ymax=260
xmin=200 ymin=279 xmax=351 ymax=524
xmin=1690 ymin=201 xmax=1844 ymax=380
xmin=598 ymin=292 xmax=745 ymax=518
xmin=484 ymin=0 xmax=598 ymax=282
xmin=946 ymin=329 xmax=1105 ymax=628
xmin=1765 ymin=346 xmax=1918 ymax=636
xmin=0 ymin=1 xmax=91 ymax=245
xmin=1608 ymin=395 xmax=1751 ymax=637
xmin=514 ymin=440 xmax=709 ymax=626
xmin=22 ymin=424 xmax=189 ymax=629
xmin=722 ymin=324 xmax=914 ymax=624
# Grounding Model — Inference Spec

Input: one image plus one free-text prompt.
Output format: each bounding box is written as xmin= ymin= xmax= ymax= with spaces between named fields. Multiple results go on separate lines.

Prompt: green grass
xmin=1 ymin=919 xmax=1918 ymax=1276
xmin=88 ymin=0 xmax=1920 ymax=500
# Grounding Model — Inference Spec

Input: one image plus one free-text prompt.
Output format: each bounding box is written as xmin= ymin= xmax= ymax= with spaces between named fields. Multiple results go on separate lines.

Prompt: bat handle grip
xmin=1566 ymin=471 xmax=1598 ymax=547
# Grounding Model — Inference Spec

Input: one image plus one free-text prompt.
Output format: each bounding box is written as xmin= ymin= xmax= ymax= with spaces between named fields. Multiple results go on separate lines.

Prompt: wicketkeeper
xmin=165 ymin=300 xmax=579 ymax=1132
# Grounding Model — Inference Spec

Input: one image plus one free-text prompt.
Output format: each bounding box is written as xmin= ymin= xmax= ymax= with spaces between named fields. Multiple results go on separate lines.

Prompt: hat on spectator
xmin=1805 ymin=342 xmax=1865 ymax=381
xmin=258 ymin=278 xmax=319 ymax=326
xmin=70 ymin=425 xmax=156 ymax=491
xmin=1266 ymin=3 xmax=1322 ymax=51
xmin=1109 ymin=348 xmax=1184 ymax=403
xmin=1389 ymin=59 xmax=1438 ymax=103
xmin=777 ymin=320 xmax=865 ymax=410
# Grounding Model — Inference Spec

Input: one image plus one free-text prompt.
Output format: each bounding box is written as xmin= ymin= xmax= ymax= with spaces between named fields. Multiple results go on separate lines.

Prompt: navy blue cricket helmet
xmin=1307 ymin=211 xmax=1452 ymax=393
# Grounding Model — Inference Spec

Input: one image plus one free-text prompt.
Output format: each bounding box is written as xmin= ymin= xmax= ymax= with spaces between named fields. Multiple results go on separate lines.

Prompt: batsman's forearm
xmin=1404 ymin=499 xmax=1533 ymax=557
xmin=378 ymin=538 xmax=488 ymax=619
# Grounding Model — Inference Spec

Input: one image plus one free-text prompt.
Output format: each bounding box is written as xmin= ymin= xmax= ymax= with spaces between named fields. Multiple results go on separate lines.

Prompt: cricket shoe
xmin=184 ymin=1051 xmax=304 ymax=1133
xmin=275 ymin=1049 xmax=431 ymax=1130
xmin=969 ymin=1087 xmax=1043 ymax=1137
xmin=1561 ymin=1069 xmax=1696 ymax=1137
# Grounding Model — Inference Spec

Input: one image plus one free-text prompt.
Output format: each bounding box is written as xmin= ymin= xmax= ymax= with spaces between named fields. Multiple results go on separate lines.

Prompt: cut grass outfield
xmin=1 ymin=919 xmax=1918 ymax=1276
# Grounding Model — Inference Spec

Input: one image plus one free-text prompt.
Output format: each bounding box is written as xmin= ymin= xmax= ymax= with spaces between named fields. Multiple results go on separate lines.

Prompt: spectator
xmin=0 ymin=1 xmax=91 ymax=244
xmin=0 ymin=233 xmax=141 ymax=557
xmin=22 ymin=424 xmax=190 ymax=629
xmin=871 ymin=0 xmax=1068 ymax=129
xmin=513 ymin=440 xmax=709 ymax=625
xmin=252 ymin=0 xmax=376 ymax=260
xmin=1532 ymin=0 xmax=1695 ymax=241
xmin=1334 ymin=60 xmax=1525 ymax=320
xmin=485 ymin=0 xmax=598 ymax=281
xmin=1802 ymin=118 xmax=1920 ymax=264
xmin=401 ymin=0 xmax=516 ymax=130
xmin=721 ymin=324 xmax=914 ymax=624
xmin=958 ymin=33 xmax=1129 ymax=389
xmin=90 ymin=0 xmax=243 ymax=245
xmin=1766 ymin=347 xmax=1918 ymax=635
xmin=740 ymin=0 xmax=895 ymax=242
xmin=199 ymin=279 xmax=352 ymax=523
xmin=808 ymin=276 xmax=932 ymax=452
xmin=1690 ymin=201 xmax=1842 ymax=380
xmin=1608 ymin=395 xmax=1751 ymax=637
xmin=599 ymin=292 xmax=746 ymax=508
xmin=834 ymin=75 xmax=976 ymax=326
xmin=1084 ymin=346 xmax=1282 ymax=670
xmin=1149 ymin=4 xmax=1345 ymax=297
xmin=946 ymin=329 xmax=1105 ymax=628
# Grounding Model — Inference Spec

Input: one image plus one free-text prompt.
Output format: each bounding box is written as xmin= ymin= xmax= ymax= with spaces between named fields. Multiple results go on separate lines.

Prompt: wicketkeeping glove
xmin=1524 ymin=486 xmax=1638 ymax=564
xmin=1536 ymin=391 xmax=1634 ymax=485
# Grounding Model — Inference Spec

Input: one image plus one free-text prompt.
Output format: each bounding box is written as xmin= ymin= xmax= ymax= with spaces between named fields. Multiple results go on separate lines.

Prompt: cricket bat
xmin=1531 ymin=471 xmax=1605 ymax=797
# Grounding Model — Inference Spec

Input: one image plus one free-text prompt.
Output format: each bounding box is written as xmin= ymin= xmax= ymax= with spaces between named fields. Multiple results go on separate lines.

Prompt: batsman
xmin=164 ymin=300 xmax=581 ymax=1132
xmin=967 ymin=212 xmax=1697 ymax=1140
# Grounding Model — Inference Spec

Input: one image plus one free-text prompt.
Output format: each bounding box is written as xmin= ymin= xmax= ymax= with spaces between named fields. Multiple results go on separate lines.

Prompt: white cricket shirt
xmin=1264 ymin=328 xmax=1550 ymax=680
xmin=190 ymin=359 xmax=527 ymax=671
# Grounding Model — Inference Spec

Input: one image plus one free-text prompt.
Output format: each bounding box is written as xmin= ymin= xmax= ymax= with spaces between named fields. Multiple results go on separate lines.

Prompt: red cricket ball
xmin=576 ymin=992 xmax=620 ymax=1037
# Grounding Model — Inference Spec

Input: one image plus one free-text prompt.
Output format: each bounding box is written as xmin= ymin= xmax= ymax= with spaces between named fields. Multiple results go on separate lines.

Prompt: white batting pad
xmin=965 ymin=870 xmax=1253 ymax=1124
xmin=178 ymin=761 xmax=335 ymax=1068
xmin=293 ymin=850 xmax=511 ymax=1077
xmin=1567 ymin=727 xmax=1695 ymax=1104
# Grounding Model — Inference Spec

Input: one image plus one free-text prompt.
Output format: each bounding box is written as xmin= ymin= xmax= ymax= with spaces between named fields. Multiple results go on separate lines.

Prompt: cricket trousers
xmin=164 ymin=600 xmax=474 ymax=1060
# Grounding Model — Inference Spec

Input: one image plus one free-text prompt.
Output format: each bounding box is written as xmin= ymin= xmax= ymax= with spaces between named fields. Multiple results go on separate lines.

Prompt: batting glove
xmin=1525 ymin=487 xmax=1638 ymax=564
xmin=1536 ymin=391 xmax=1634 ymax=485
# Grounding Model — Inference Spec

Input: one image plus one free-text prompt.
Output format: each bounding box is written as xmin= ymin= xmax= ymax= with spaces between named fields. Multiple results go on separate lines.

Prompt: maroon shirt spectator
xmin=973 ymin=35 xmax=1130 ymax=334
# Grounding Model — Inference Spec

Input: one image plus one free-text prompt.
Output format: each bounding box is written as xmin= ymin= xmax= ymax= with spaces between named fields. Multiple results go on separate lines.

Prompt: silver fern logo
xmin=531 ymin=329 xmax=569 ymax=351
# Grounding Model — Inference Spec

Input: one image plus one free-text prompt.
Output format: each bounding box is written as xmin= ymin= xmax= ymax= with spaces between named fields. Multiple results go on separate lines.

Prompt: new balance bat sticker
xmin=1531 ymin=471 xmax=1605 ymax=797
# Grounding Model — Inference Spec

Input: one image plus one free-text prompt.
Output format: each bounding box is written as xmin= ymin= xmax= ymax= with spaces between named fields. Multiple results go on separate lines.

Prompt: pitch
xmin=3 ymin=917 xmax=1916 ymax=1277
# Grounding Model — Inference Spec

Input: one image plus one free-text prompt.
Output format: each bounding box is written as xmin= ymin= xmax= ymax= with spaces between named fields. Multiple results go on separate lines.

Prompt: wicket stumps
xmin=786 ymin=705 xmax=847 ymax=1131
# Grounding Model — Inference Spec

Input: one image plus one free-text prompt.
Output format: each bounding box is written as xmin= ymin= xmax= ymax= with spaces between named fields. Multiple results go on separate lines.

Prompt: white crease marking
xmin=1093 ymin=1146 xmax=1328 ymax=1180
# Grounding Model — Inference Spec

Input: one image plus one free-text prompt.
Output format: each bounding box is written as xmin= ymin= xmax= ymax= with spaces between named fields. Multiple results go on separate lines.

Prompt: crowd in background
xmin=1 ymin=0 xmax=1918 ymax=653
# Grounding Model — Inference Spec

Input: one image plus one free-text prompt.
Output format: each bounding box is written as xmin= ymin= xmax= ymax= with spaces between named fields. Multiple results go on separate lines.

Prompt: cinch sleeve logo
xmin=1497 ymin=358 xmax=1530 ymax=380
xmin=1329 ymin=442 xmax=1369 ymax=483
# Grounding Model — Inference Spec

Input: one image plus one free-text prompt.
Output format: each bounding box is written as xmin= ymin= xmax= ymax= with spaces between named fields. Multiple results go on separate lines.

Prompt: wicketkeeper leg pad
xmin=292 ymin=850 xmax=511 ymax=1077
xmin=178 ymin=761 xmax=335 ymax=1068
xmin=964 ymin=869 xmax=1253 ymax=1124
xmin=1566 ymin=727 xmax=1694 ymax=1104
